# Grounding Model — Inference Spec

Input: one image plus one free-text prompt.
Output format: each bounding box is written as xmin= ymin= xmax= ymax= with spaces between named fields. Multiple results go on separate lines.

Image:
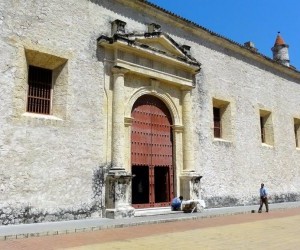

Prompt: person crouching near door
xmin=171 ymin=196 xmax=183 ymax=211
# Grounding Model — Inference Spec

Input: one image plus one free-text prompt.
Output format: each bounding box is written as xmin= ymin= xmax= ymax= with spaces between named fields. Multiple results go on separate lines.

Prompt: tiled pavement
xmin=0 ymin=202 xmax=300 ymax=249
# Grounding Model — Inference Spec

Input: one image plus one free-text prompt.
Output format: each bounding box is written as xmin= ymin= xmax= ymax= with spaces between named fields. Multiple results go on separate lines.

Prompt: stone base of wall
xmin=271 ymin=193 xmax=300 ymax=203
xmin=2 ymin=192 xmax=300 ymax=225
xmin=106 ymin=206 xmax=135 ymax=219
xmin=0 ymin=203 xmax=102 ymax=226
xmin=205 ymin=192 xmax=300 ymax=208
xmin=0 ymin=164 xmax=112 ymax=226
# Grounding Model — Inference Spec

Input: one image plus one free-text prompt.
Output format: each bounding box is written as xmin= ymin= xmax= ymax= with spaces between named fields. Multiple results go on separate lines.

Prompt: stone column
xmin=124 ymin=117 xmax=134 ymax=172
xmin=172 ymin=125 xmax=184 ymax=196
xmin=105 ymin=66 xmax=134 ymax=219
xmin=182 ymin=89 xmax=195 ymax=172
xmin=111 ymin=66 xmax=128 ymax=171
xmin=180 ymin=89 xmax=202 ymax=200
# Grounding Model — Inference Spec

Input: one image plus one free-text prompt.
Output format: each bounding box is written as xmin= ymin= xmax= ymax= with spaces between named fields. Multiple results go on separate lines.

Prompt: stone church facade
xmin=1 ymin=0 xmax=300 ymax=224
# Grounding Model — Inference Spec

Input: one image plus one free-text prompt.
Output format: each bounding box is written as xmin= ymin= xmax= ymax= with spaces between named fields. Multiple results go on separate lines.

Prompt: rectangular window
xmin=212 ymin=98 xmax=232 ymax=140
xmin=213 ymin=107 xmax=221 ymax=138
xmin=27 ymin=66 xmax=52 ymax=115
xmin=260 ymin=116 xmax=266 ymax=143
xmin=259 ymin=110 xmax=274 ymax=146
xmin=294 ymin=118 xmax=300 ymax=148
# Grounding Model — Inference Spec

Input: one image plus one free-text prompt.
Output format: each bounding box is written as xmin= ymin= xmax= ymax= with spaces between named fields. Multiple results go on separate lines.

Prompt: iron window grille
xmin=213 ymin=107 xmax=222 ymax=138
xmin=260 ymin=117 xmax=266 ymax=143
xmin=27 ymin=66 xmax=52 ymax=115
xmin=295 ymin=125 xmax=299 ymax=148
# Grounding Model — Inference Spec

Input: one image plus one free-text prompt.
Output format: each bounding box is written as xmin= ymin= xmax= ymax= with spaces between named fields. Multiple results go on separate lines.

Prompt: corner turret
xmin=271 ymin=32 xmax=290 ymax=67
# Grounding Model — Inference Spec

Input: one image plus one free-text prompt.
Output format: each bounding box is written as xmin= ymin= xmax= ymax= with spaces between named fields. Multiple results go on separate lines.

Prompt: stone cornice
xmin=98 ymin=34 xmax=201 ymax=72
xmin=111 ymin=66 xmax=129 ymax=75
xmin=115 ymin=59 xmax=194 ymax=89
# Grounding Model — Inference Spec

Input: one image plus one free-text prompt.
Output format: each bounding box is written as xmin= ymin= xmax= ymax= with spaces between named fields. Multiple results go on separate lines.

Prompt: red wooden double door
xmin=131 ymin=95 xmax=174 ymax=208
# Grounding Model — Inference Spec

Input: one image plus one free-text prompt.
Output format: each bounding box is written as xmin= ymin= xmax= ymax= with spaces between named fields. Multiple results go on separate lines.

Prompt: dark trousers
xmin=171 ymin=204 xmax=181 ymax=211
xmin=258 ymin=196 xmax=269 ymax=212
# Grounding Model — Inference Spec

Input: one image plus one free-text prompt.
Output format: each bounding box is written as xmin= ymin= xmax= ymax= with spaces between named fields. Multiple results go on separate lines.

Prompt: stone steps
xmin=134 ymin=207 xmax=181 ymax=217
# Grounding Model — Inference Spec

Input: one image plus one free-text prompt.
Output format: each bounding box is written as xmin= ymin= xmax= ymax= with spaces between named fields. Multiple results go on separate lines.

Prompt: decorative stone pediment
xmin=135 ymin=34 xmax=186 ymax=58
xmin=98 ymin=32 xmax=201 ymax=88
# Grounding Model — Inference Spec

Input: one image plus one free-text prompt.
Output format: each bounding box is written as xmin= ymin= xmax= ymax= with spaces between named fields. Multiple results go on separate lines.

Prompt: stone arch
xmin=125 ymin=86 xmax=181 ymax=126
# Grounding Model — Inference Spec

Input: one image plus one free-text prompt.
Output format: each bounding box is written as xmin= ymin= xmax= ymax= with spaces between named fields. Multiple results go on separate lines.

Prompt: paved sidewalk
xmin=1 ymin=201 xmax=300 ymax=241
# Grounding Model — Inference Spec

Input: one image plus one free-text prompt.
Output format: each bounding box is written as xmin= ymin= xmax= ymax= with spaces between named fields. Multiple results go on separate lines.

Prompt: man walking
xmin=258 ymin=183 xmax=269 ymax=213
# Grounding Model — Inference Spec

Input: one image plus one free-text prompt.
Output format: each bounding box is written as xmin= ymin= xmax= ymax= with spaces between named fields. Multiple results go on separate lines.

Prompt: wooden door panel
xmin=131 ymin=95 xmax=174 ymax=208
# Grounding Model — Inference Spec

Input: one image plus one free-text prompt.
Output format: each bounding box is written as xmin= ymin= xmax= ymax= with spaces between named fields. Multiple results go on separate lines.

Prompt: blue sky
xmin=147 ymin=0 xmax=300 ymax=70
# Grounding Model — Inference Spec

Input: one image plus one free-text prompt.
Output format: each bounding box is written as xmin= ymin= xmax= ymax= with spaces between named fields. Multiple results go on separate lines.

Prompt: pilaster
xmin=172 ymin=124 xmax=184 ymax=196
xmin=180 ymin=88 xmax=203 ymax=200
xmin=181 ymin=89 xmax=195 ymax=172
xmin=105 ymin=66 xmax=134 ymax=219
xmin=124 ymin=116 xmax=134 ymax=172
xmin=111 ymin=66 xmax=129 ymax=171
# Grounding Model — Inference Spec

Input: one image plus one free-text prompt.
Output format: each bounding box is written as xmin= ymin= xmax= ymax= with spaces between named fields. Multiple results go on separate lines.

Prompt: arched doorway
xmin=131 ymin=95 xmax=174 ymax=208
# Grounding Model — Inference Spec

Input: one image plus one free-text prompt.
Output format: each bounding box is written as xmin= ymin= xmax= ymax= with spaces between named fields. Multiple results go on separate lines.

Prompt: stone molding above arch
xmin=99 ymin=31 xmax=201 ymax=89
xmin=125 ymin=86 xmax=181 ymax=126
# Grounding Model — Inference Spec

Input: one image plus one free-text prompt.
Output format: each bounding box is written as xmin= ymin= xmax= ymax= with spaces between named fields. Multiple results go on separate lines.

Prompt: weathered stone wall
xmin=120 ymin=1 xmax=300 ymax=207
xmin=1 ymin=0 xmax=300 ymax=225
xmin=0 ymin=0 xmax=115 ymax=224
xmin=191 ymin=42 xmax=300 ymax=207
xmin=106 ymin=0 xmax=300 ymax=207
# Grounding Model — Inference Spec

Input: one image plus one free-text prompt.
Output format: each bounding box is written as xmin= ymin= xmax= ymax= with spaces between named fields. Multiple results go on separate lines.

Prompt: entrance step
xmin=134 ymin=207 xmax=181 ymax=217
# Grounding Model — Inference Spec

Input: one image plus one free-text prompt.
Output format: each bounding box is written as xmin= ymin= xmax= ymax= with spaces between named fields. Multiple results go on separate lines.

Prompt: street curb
xmin=1 ymin=205 xmax=299 ymax=241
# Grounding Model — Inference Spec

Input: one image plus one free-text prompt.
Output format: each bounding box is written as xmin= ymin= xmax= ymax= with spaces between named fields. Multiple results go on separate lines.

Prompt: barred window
xmin=294 ymin=118 xmax=300 ymax=148
xmin=259 ymin=110 xmax=273 ymax=146
xmin=295 ymin=125 xmax=299 ymax=148
xmin=212 ymin=98 xmax=231 ymax=140
xmin=27 ymin=66 xmax=52 ymax=115
xmin=260 ymin=116 xmax=266 ymax=143
xmin=213 ymin=107 xmax=221 ymax=138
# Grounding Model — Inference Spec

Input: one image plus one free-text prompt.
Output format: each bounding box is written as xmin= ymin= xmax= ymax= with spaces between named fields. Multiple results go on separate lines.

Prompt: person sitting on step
xmin=171 ymin=196 xmax=183 ymax=211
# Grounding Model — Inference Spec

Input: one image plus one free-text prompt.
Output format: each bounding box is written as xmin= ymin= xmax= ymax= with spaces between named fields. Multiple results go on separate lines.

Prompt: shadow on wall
xmin=92 ymin=163 xmax=112 ymax=210
xmin=0 ymin=164 xmax=112 ymax=226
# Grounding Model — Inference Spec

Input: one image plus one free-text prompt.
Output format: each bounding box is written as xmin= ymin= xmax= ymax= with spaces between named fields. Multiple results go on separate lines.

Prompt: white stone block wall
xmin=1 ymin=0 xmax=300 ymax=224
xmin=0 ymin=0 xmax=115 ymax=224
xmin=191 ymin=46 xmax=300 ymax=206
